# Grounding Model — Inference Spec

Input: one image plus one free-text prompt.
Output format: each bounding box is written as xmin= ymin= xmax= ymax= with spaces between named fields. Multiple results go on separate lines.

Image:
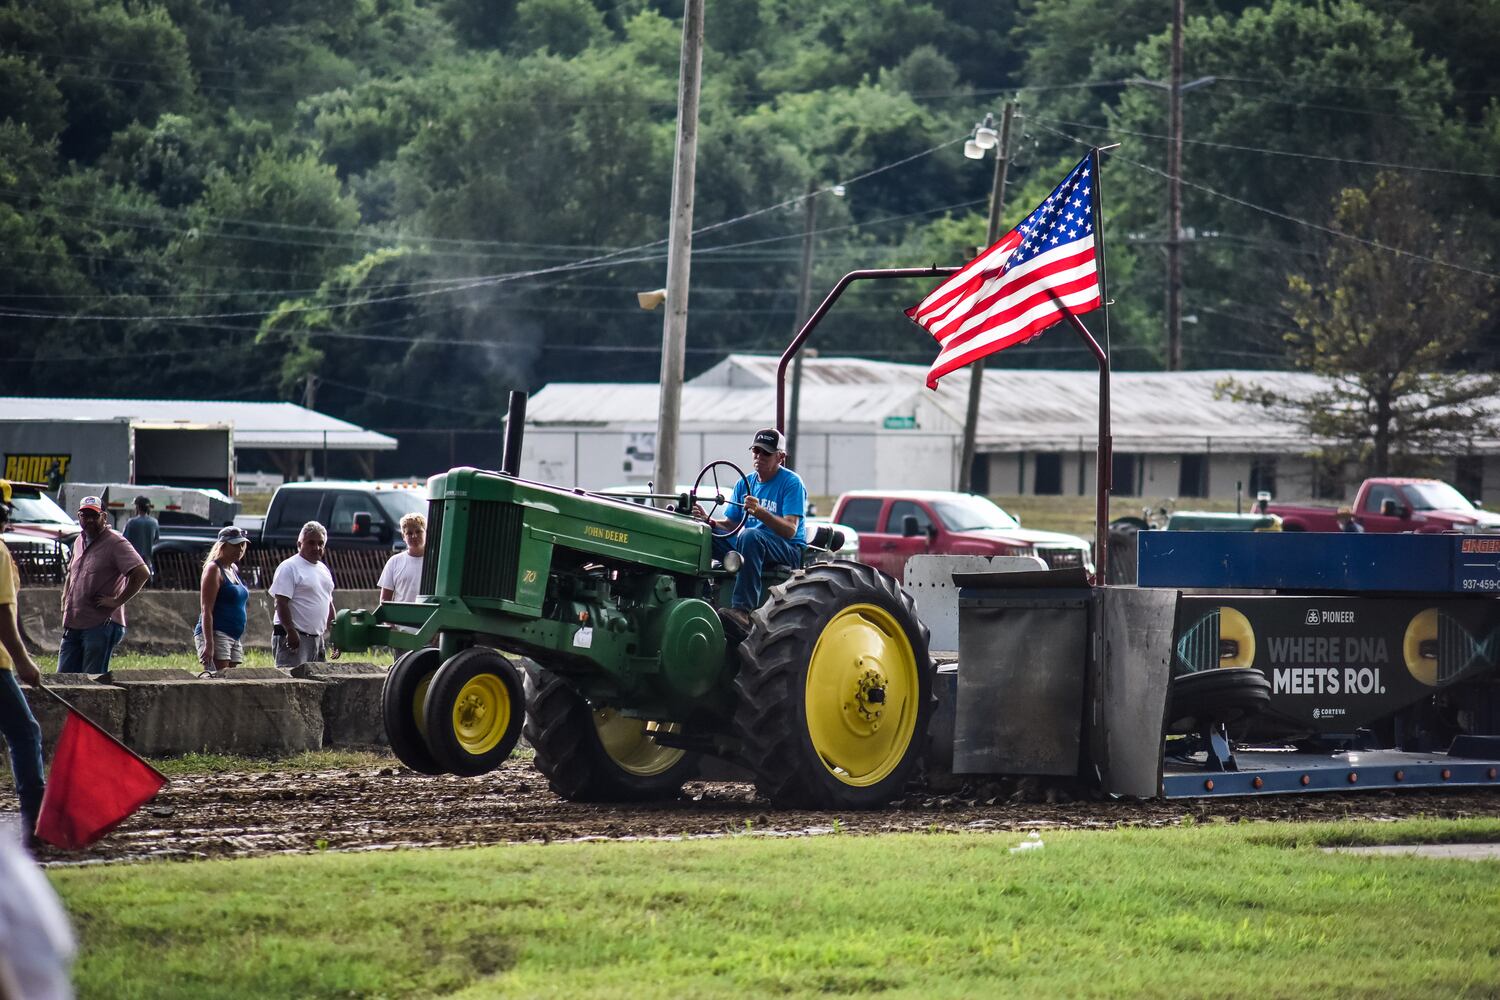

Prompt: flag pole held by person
xmin=33 ymin=684 xmax=166 ymax=851
xmin=906 ymin=147 xmax=1115 ymax=579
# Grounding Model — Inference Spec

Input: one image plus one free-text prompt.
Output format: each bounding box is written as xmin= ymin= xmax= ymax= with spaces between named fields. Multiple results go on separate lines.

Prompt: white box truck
xmin=0 ymin=419 xmax=235 ymax=495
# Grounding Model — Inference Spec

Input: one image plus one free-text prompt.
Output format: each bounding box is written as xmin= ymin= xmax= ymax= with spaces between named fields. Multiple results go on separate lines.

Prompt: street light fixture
xmin=956 ymin=103 xmax=1018 ymax=493
xmin=637 ymin=288 xmax=667 ymax=311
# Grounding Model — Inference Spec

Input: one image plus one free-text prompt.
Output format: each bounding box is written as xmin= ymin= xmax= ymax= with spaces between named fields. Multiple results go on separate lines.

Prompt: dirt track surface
xmin=38 ymin=760 xmax=1500 ymax=865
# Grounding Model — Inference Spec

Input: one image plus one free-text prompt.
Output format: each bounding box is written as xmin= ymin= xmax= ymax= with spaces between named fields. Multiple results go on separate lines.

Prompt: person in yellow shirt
xmin=0 ymin=482 xmax=46 ymax=849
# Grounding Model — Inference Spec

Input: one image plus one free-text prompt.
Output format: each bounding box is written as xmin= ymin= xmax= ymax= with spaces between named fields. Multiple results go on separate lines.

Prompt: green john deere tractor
xmin=332 ymin=398 xmax=933 ymax=809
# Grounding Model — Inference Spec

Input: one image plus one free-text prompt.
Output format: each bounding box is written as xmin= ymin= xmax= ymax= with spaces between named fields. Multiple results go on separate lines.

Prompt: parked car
xmin=1 ymin=480 xmax=77 ymax=583
xmin=830 ymin=489 xmax=1092 ymax=579
xmin=1265 ymin=477 xmax=1500 ymax=533
xmin=152 ymin=479 xmax=429 ymax=558
xmin=595 ymin=483 xmax=861 ymax=561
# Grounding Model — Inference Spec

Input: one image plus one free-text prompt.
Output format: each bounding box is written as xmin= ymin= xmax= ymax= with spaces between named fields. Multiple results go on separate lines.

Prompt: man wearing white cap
xmin=59 ymin=495 xmax=149 ymax=674
xmin=695 ymin=428 xmax=807 ymax=629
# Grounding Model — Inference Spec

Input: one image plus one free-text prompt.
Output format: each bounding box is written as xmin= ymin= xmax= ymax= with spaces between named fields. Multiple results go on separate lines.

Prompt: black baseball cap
xmin=751 ymin=428 xmax=786 ymax=454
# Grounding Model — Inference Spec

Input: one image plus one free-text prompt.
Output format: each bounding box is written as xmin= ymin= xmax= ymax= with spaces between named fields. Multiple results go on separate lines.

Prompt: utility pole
xmin=957 ymin=101 xmax=1015 ymax=493
xmin=652 ymin=0 xmax=703 ymax=501
xmin=786 ymin=178 xmax=819 ymax=468
xmin=302 ymin=373 xmax=320 ymax=480
xmin=1166 ymin=0 xmax=1185 ymax=371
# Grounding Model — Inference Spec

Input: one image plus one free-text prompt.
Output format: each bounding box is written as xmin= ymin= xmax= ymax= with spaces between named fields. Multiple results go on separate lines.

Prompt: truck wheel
xmin=523 ymin=667 xmax=698 ymax=801
xmin=1165 ymin=667 xmax=1271 ymax=735
xmin=732 ymin=561 xmax=933 ymax=809
xmin=382 ymin=647 xmax=444 ymax=775
xmin=422 ymin=647 xmax=526 ymax=777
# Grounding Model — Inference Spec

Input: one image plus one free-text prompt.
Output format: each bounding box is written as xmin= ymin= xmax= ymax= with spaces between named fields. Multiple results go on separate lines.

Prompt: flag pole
xmin=35 ymin=682 xmax=167 ymax=781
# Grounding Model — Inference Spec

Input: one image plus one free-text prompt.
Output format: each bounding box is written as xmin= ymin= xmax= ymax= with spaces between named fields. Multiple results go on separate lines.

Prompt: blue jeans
xmin=713 ymin=529 xmax=804 ymax=610
xmin=0 ymin=669 xmax=45 ymax=835
xmin=58 ymin=621 xmax=126 ymax=674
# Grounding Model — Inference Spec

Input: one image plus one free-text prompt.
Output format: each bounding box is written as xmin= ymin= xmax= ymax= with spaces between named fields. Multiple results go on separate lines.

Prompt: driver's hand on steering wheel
xmin=692 ymin=503 xmax=710 ymax=522
xmin=743 ymin=495 xmax=762 ymax=519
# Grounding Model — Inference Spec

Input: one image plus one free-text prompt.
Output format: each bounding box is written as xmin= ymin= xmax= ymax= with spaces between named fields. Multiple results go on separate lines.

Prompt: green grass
xmin=50 ymin=818 xmax=1500 ymax=999
xmin=148 ymin=749 xmax=394 ymax=776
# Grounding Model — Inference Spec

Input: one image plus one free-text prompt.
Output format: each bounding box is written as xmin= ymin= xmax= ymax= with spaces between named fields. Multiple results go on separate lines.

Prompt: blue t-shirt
xmin=729 ymin=467 xmax=808 ymax=545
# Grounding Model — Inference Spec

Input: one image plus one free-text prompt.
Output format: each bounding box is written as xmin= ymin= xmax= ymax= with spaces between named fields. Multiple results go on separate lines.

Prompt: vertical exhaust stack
xmin=501 ymin=390 xmax=527 ymax=476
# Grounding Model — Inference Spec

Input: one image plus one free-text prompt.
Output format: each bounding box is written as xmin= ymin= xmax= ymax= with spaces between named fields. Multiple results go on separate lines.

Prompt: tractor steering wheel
xmin=692 ymin=460 xmax=751 ymax=539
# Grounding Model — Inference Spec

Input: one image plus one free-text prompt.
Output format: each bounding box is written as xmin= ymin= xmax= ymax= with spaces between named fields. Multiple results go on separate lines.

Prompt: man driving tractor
xmin=696 ymin=428 xmax=807 ymax=629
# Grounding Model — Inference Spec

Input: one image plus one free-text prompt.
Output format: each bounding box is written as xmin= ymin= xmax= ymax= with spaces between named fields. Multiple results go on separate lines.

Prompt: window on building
xmin=1034 ymin=453 xmax=1063 ymax=495
xmin=1455 ymin=455 xmax=1484 ymax=503
xmin=1112 ymin=453 xmax=1137 ymax=496
xmin=837 ymin=498 xmax=882 ymax=533
xmin=969 ymin=453 xmax=990 ymax=495
xmin=1177 ymin=454 xmax=1206 ymax=497
xmin=1248 ymin=457 xmax=1277 ymax=499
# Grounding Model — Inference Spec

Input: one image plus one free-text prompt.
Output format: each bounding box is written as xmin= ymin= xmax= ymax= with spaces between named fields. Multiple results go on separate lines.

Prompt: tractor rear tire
xmin=1166 ymin=667 xmax=1272 ymax=735
xmin=732 ymin=561 xmax=934 ymax=809
xmin=422 ymin=647 xmax=526 ymax=777
xmin=382 ymin=647 xmax=444 ymax=775
xmin=523 ymin=667 xmax=699 ymax=801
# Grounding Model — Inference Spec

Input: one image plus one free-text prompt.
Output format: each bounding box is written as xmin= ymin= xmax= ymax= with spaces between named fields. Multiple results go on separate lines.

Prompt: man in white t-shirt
xmin=377 ymin=512 xmax=426 ymax=606
xmin=269 ymin=521 xmax=336 ymax=669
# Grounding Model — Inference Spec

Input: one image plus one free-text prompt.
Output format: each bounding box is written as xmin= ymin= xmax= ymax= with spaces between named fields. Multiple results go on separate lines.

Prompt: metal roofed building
xmin=0 ymin=397 xmax=397 ymax=481
xmin=521 ymin=356 xmax=1500 ymax=502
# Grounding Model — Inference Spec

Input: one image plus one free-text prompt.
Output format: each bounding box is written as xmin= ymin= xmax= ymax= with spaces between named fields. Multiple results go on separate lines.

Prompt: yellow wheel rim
xmin=1217 ymin=607 xmax=1256 ymax=667
xmin=450 ymin=673 xmax=512 ymax=756
xmin=804 ymin=603 xmax=919 ymax=787
xmin=593 ymin=710 xmax=687 ymax=776
xmin=413 ymin=674 xmax=433 ymax=738
xmin=1404 ymin=608 xmax=1439 ymax=686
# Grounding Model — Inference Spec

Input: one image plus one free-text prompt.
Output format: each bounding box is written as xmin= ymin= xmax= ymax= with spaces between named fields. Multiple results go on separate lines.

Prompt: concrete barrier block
xmin=121 ymin=678 xmax=326 ymax=756
xmin=290 ymin=661 xmax=389 ymax=747
xmin=24 ymin=677 xmax=128 ymax=760
xmin=18 ymin=588 xmax=63 ymax=654
xmin=102 ymin=668 xmax=198 ymax=683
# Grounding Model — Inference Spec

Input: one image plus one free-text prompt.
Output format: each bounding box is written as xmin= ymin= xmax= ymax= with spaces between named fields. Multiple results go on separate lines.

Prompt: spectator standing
xmin=0 ymin=483 xmax=46 ymax=848
xmin=59 ymin=496 xmax=149 ymax=674
xmin=377 ymin=513 xmax=426 ymax=606
xmin=121 ymin=495 xmax=159 ymax=577
xmin=696 ymin=428 xmax=807 ymax=629
xmin=269 ymin=522 xmax=335 ymax=669
xmin=1336 ymin=506 xmax=1365 ymax=533
xmin=196 ymin=526 xmax=253 ymax=676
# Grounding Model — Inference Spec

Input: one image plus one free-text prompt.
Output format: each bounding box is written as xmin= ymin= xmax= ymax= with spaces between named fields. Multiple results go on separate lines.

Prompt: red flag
xmin=35 ymin=710 xmax=166 ymax=850
xmin=908 ymin=153 xmax=1101 ymax=389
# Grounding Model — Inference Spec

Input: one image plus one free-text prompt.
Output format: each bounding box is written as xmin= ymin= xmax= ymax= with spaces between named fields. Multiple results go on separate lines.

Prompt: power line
xmin=1035 ymin=121 xmax=1500 ymax=281
xmin=1033 ymin=116 xmax=1500 ymax=180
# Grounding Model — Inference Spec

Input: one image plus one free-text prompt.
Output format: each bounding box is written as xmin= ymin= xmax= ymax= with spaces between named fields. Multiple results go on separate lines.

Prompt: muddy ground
xmin=36 ymin=758 xmax=1500 ymax=865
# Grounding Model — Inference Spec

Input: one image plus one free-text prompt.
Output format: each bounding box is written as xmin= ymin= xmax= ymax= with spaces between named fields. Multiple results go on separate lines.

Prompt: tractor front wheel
xmin=422 ymin=647 xmax=526 ymax=777
xmin=382 ymin=647 xmax=444 ymax=775
xmin=523 ymin=667 xmax=699 ymax=801
xmin=733 ymin=561 xmax=933 ymax=809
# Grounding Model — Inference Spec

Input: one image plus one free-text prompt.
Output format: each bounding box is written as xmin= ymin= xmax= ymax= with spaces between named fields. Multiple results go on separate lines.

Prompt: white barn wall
xmin=872 ymin=432 xmax=957 ymax=492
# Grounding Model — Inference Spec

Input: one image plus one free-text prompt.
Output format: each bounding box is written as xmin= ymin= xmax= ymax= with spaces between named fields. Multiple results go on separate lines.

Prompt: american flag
xmin=908 ymin=153 xmax=1102 ymax=389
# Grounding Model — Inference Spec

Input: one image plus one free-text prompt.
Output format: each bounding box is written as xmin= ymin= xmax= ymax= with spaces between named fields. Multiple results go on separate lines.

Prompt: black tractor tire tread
xmin=522 ymin=667 xmax=698 ymax=802
xmin=731 ymin=561 xmax=934 ymax=809
xmin=1167 ymin=667 xmax=1272 ymax=734
xmin=381 ymin=647 xmax=444 ymax=775
xmin=422 ymin=647 xmax=526 ymax=777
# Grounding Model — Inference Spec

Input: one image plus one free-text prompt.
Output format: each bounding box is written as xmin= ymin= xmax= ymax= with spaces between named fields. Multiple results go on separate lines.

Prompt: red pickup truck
xmin=830 ymin=489 xmax=1092 ymax=579
xmin=1267 ymin=477 xmax=1500 ymax=533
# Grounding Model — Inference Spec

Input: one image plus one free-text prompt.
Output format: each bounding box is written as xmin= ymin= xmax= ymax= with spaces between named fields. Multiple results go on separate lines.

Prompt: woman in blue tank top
xmin=196 ymin=526 xmax=253 ymax=676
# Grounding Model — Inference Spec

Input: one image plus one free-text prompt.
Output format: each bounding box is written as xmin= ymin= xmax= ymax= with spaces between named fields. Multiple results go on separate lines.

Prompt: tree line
xmin=2 ymin=0 xmax=1497 ymax=471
